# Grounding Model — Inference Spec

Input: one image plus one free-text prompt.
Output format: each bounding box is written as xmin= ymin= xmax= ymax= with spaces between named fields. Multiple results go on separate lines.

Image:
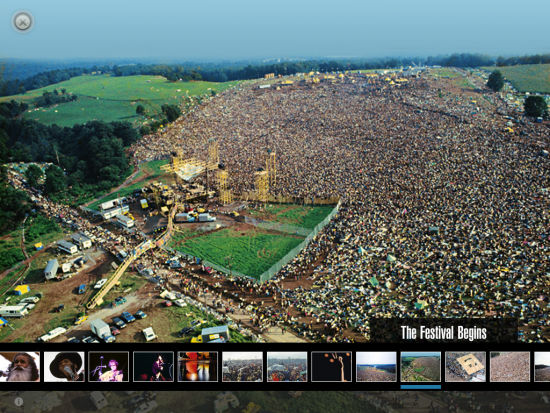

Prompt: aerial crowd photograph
xmin=0 ymin=0 xmax=549 ymax=410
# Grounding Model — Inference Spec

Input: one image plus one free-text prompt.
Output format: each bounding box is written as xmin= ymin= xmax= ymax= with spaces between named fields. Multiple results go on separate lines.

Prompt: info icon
xmin=12 ymin=11 xmax=34 ymax=33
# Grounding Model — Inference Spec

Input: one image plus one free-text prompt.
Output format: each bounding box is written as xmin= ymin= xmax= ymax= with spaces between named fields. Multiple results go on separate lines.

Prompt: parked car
xmin=67 ymin=337 xmax=80 ymax=343
xmin=121 ymin=311 xmax=136 ymax=323
xmin=82 ymin=336 xmax=100 ymax=344
xmin=110 ymin=325 xmax=120 ymax=336
xmin=74 ymin=315 xmax=88 ymax=325
xmin=113 ymin=296 xmax=127 ymax=306
xmin=134 ymin=309 xmax=147 ymax=319
xmin=94 ymin=279 xmax=107 ymax=289
xmin=177 ymin=327 xmax=194 ymax=337
xmin=164 ymin=300 xmax=172 ymax=307
xmin=113 ymin=317 xmax=127 ymax=329
xmin=53 ymin=304 xmax=65 ymax=313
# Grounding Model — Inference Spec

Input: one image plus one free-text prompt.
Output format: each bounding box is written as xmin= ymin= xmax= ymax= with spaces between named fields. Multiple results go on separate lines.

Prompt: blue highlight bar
xmin=401 ymin=385 xmax=441 ymax=390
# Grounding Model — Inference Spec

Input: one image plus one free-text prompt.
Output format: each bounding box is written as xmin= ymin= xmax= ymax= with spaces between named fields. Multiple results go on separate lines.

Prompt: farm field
xmin=168 ymin=226 xmax=305 ymax=279
xmin=87 ymin=159 xmax=169 ymax=210
xmin=483 ymin=63 xmax=550 ymax=93
xmin=248 ymin=204 xmax=335 ymax=229
xmin=0 ymin=74 xmax=240 ymax=126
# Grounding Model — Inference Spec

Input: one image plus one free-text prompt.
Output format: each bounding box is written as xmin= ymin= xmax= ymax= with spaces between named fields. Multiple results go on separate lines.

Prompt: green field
xmin=428 ymin=68 xmax=461 ymax=78
xmin=1 ymin=74 xmax=240 ymax=126
xmin=87 ymin=159 xmax=169 ymax=210
xmin=484 ymin=64 xmax=550 ymax=93
xmin=249 ymin=204 xmax=334 ymax=229
xmin=169 ymin=227 xmax=305 ymax=279
xmin=0 ymin=214 xmax=63 ymax=273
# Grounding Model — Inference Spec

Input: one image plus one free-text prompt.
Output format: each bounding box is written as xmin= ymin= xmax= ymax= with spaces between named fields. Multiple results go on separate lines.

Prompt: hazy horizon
xmin=1 ymin=0 xmax=549 ymax=60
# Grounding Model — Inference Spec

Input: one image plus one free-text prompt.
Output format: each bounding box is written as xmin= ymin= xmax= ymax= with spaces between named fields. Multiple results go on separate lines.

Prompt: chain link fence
xmin=164 ymin=200 xmax=341 ymax=283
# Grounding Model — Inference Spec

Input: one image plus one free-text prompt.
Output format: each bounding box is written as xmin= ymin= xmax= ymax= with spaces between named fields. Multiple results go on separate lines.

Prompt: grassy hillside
xmin=484 ymin=64 xmax=550 ymax=93
xmin=1 ymin=74 xmax=239 ymax=126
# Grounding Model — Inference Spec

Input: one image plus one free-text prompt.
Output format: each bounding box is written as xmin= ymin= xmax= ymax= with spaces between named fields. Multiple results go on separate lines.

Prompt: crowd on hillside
xmin=128 ymin=72 xmax=549 ymax=342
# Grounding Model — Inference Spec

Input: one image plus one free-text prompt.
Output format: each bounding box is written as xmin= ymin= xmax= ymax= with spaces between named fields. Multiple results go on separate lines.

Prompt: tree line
xmin=5 ymin=52 xmax=548 ymax=97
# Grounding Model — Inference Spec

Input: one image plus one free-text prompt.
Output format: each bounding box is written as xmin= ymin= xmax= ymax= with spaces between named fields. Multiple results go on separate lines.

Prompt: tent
xmin=0 ymin=317 xmax=8 ymax=327
xmin=14 ymin=285 xmax=30 ymax=295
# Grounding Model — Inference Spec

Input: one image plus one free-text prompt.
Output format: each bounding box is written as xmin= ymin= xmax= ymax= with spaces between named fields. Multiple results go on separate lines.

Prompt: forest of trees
xmin=0 ymin=99 xmax=139 ymax=206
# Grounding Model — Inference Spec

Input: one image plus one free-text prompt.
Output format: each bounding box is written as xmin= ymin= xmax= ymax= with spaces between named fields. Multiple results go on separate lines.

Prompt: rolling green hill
xmin=484 ymin=64 xmax=550 ymax=93
xmin=1 ymin=74 xmax=239 ymax=126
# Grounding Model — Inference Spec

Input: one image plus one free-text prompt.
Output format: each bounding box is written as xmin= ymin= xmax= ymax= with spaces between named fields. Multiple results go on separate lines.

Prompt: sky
xmin=356 ymin=352 xmax=396 ymax=365
xmin=402 ymin=352 xmax=440 ymax=358
xmin=223 ymin=352 xmax=263 ymax=361
xmin=268 ymin=352 xmax=307 ymax=360
xmin=535 ymin=352 xmax=550 ymax=366
xmin=1 ymin=0 xmax=549 ymax=60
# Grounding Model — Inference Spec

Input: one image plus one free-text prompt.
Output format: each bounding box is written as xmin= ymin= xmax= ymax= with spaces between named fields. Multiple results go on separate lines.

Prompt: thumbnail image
xmin=311 ymin=352 xmax=352 ymax=382
xmin=44 ymin=352 xmax=85 ymax=382
xmin=88 ymin=352 xmax=128 ymax=382
xmin=356 ymin=352 xmax=396 ymax=382
xmin=401 ymin=352 xmax=441 ymax=382
xmin=267 ymin=352 xmax=307 ymax=382
xmin=534 ymin=352 xmax=550 ymax=382
xmin=134 ymin=352 xmax=174 ymax=382
xmin=490 ymin=352 xmax=530 ymax=382
xmin=222 ymin=352 xmax=263 ymax=382
xmin=445 ymin=352 xmax=486 ymax=382
xmin=178 ymin=352 xmax=218 ymax=382
xmin=0 ymin=352 xmax=40 ymax=382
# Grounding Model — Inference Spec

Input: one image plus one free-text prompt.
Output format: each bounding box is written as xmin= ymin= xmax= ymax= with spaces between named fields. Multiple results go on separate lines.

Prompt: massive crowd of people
xmin=129 ymin=71 xmax=549 ymax=342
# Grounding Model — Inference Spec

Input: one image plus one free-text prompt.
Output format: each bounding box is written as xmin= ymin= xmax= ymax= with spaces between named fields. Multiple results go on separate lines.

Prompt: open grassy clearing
xmin=0 ymin=74 xmax=240 ymax=126
xmin=483 ymin=63 xmax=550 ymax=93
xmin=98 ymin=272 xmax=148 ymax=308
xmin=0 ymin=214 xmax=64 ymax=273
xmin=168 ymin=227 xmax=305 ymax=279
xmin=248 ymin=204 xmax=334 ymax=229
xmin=428 ymin=68 xmax=461 ymax=78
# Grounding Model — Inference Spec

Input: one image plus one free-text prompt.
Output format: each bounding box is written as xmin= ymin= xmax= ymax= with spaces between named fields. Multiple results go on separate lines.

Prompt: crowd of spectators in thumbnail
xmin=222 ymin=359 xmax=262 ymax=382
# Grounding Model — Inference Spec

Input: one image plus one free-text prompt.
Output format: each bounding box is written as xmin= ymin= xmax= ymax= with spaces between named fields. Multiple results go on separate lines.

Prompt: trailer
xmin=116 ymin=214 xmax=135 ymax=229
xmin=0 ymin=305 xmax=29 ymax=318
xmin=198 ymin=213 xmax=216 ymax=222
xmin=71 ymin=232 xmax=92 ymax=249
xmin=44 ymin=259 xmax=59 ymax=280
xmin=58 ymin=240 xmax=78 ymax=255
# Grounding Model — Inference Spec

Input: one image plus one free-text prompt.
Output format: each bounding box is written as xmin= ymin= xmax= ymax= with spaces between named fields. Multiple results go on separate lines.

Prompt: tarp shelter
xmin=0 ymin=317 xmax=8 ymax=327
xmin=369 ymin=276 xmax=379 ymax=287
xmin=14 ymin=285 xmax=30 ymax=295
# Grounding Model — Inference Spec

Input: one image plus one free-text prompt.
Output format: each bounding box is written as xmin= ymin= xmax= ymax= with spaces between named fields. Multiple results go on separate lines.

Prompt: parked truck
xmin=90 ymin=319 xmax=116 ymax=343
